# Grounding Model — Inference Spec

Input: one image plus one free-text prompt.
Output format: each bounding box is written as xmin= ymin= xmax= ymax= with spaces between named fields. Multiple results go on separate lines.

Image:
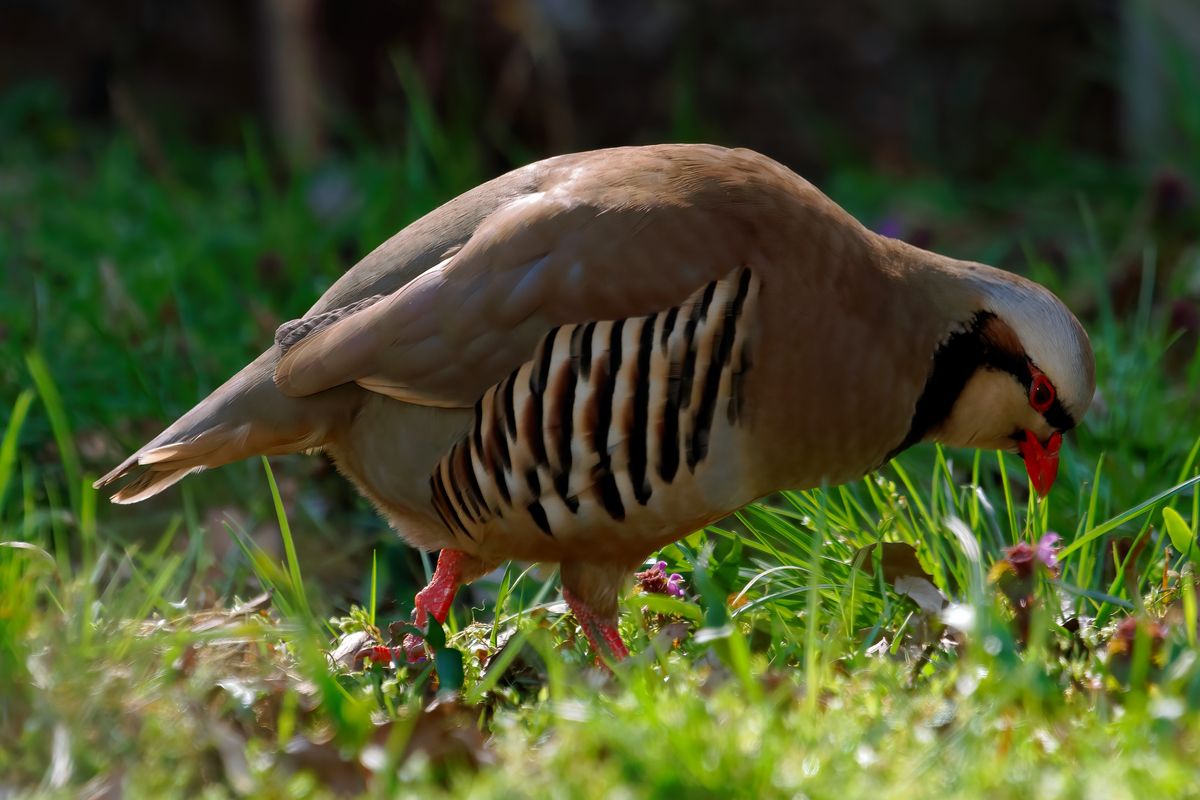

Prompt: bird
xmin=95 ymin=144 xmax=1096 ymax=661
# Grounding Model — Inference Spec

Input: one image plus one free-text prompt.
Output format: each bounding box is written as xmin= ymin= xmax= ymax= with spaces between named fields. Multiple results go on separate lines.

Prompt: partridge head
xmin=898 ymin=257 xmax=1095 ymax=495
xmin=96 ymin=144 xmax=1095 ymax=661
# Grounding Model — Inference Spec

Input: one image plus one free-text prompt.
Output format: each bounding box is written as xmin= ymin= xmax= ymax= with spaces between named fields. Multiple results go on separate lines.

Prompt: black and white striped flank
xmin=430 ymin=266 xmax=760 ymax=540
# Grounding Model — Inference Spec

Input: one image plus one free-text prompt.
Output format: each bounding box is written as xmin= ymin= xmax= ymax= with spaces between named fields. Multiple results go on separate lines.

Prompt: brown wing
xmin=271 ymin=145 xmax=793 ymax=408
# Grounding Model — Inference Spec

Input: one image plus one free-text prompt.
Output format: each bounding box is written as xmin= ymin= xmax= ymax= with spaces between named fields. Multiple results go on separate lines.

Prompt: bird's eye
xmin=1029 ymin=371 xmax=1055 ymax=413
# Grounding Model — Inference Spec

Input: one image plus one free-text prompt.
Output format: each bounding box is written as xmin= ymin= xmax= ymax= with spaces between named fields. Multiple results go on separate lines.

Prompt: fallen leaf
xmin=328 ymin=630 xmax=376 ymax=671
xmin=398 ymin=696 xmax=492 ymax=771
xmin=79 ymin=768 xmax=125 ymax=800
xmin=854 ymin=542 xmax=935 ymax=583
xmin=209 ymin=719 xmax=256 ymax=796
xmin=230 ymin=592 xmax=272 ymax=616
xmin=651 ymin=621 xmax=693 ymax=653
xmin=281 ymin=735 xmax=367 ymax=796
xmin=895 ymin=576 xmax=947 ymax=615
xmin=483 ymin=629 xmax=548 ymax=697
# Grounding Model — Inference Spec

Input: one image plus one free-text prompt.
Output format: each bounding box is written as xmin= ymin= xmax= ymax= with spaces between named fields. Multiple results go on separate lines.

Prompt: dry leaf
xmin=328 ymin=630 xmax=376 ymax=671
xmin=894 ymin=576 xmax=947 ymax=615
xmin=398 ymin=696 xmax=492 ymax=771
xmin=854 ymin=542 xmax=935 ymax=583
xmin=281 ymin=735 xmax=368 ymax=796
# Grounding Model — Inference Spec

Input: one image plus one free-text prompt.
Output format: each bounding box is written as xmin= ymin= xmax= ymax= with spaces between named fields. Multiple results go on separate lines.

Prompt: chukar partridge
xmin=97 ymin=145 xmax=1095 ymax=660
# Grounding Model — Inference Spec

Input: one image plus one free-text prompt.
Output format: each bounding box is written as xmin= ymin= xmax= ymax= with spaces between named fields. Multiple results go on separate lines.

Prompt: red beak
xmin=1017 ymin=430 xmax=1062 ymax=496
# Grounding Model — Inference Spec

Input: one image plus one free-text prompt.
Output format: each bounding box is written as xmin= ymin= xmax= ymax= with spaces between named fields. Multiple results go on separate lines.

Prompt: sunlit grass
xmin=4 ymin=429 xmax=1200 ymax=796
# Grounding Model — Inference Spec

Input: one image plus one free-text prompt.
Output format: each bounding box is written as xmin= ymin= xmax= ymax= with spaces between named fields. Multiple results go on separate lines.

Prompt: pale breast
xmin=429 ymin=267 xmax=763 ymax=563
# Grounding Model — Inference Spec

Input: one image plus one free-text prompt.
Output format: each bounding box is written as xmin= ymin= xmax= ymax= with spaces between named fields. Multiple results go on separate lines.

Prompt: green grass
xmin=4 ymin=85 xmax=1200 ymax=797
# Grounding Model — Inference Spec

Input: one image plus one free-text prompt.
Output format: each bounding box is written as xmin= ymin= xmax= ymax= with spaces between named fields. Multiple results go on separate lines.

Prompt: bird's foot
xmin=399 ymin=631 xmax=431 ymax=663
xmin=413 ymin=549 xmax=468 ymax=622
xmin=399 ymin=548 xmax=470 ymax=663
xmin=351 ymin=637 xmax=431 ymax=667
xmin=563 ymin=587 xmax=629 ymax=663
xmin=354 ymin=644 xmax=403 ymax=668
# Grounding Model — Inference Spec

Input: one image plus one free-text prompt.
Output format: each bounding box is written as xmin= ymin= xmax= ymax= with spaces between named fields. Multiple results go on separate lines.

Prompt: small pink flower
xmin=1035 ymin=533 xmax=1061 ymax=573
xmin=636 ymin=560 xmax=687 ymax=598
xmin=990 ymin=532 xmax=1064 ymax=642
xmin=1001 ymin=532 xmax=1061 ymax=579
xmin=1001 ymin=542 xmax=1037 ymax=579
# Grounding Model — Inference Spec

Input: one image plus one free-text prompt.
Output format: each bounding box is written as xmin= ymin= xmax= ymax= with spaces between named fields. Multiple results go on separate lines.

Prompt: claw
xmin=353 ymin=645 xmax=399 ymax=668
xmin=563 ymin=587 xmax=629 ymax=662
xmin=400 ymin=630 xmax=431 ymax=663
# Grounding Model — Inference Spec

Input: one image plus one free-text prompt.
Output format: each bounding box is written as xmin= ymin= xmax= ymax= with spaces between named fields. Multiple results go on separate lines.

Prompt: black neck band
xmin=883 ymin=311 xmax=1076 ymax=463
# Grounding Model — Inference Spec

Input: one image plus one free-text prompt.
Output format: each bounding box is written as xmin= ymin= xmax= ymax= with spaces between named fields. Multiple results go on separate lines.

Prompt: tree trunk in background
xmin=261 ymin=0 xmax=323 ymax=167
xmin=1121 ymin=0 xmax=1200 ymax=169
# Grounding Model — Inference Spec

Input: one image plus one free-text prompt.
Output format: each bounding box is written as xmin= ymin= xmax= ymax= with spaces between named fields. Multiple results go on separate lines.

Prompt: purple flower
xmin=1000 ymin=532 xmax=1061 ymax=580
xmin=1035 ymin=533 xmax=1061 ymax=573
xmin=1001 ymin=542 xmax=1037 ymax=579
xmin=636 ymin=560 xmax=687 ymax=598
xmin=989 ymin=532 xmax=1063 ymax=642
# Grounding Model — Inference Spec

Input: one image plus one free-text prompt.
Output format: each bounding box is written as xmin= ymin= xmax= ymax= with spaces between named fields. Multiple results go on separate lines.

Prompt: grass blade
xmin=261 ymin=456 xmax=311 ymax=619
xmin=26 ymin=352 xmax=81 ymax=512
xmin=0 ymin=389 xmax=34 ymax=520
xmin=1060 ymin=474 xmax=1200 ymax=557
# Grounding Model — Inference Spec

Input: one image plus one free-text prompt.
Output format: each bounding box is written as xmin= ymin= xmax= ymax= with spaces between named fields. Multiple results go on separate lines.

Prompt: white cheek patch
xmin=935 ymin=370 xmax=1039 ymax=450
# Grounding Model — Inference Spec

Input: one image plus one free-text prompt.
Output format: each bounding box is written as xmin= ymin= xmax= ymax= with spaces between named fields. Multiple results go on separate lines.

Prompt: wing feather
xmin=272 ymin=146 xmax=797 ymax=408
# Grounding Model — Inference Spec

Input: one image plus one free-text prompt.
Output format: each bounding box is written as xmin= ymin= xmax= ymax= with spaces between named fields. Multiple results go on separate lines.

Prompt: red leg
xmin=412 ymin=549 xmax=468 ymax=626
xmin=563 ymin=587 xmax=629 ymax=662
xmin=401 ymin=549 xmax=468 ymax=662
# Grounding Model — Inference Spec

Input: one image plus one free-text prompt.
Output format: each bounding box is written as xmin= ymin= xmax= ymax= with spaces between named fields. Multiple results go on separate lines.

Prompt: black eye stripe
xmin=887 ymin=311 xmax=1079 ymax=464
xmin=1042 ymin=399 xmax=1076 ymax=432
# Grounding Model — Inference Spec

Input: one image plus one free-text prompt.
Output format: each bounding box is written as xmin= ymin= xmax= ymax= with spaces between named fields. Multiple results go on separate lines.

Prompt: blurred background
xmin=5 ymin=0 xmax=1198 ymax=174
xmin=2 ymin=0 xmax=1199 ymax=610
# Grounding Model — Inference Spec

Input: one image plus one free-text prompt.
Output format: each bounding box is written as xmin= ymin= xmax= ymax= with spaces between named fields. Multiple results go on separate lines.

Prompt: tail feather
xmin=109 ymin=467 xmax=201 ymax=505
xmin=96 ymin=350 xmax=356 ymax=503
xmin=136 ymin=435 xmax=233 ymax=465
